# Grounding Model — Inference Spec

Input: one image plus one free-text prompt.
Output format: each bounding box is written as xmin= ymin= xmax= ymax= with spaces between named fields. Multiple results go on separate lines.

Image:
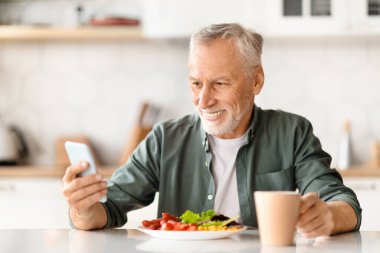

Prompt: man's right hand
xmin=62 ymin=161 xmax=108 ymax=230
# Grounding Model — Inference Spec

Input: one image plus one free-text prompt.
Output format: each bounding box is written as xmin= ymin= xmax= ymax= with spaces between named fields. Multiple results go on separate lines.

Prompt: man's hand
xmin=296 ymin=192 xmax=334 ymax=238
xmin=296 ymin=192 xmax=357 ymax=238
xmin=62 ymin=162 xmax=108 ymax=230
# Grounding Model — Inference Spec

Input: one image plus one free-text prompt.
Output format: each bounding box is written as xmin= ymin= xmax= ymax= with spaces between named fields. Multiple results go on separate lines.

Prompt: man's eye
xmin=192 ymin=82 xmax=201 ymax=86
xmin=215 ymin=82 xmax=227 ymax=87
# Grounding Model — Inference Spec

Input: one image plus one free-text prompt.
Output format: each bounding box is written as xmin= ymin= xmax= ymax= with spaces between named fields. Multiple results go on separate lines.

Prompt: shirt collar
xmin=201 ymin=128 xmax=209 ymax=152
xmin=247 ymin=104 xmax=260 ymax=142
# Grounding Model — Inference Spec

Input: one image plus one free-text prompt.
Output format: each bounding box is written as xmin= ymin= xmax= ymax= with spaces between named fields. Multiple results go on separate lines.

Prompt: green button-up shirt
xmin=103 ymin=105 xmax=361 ymax=229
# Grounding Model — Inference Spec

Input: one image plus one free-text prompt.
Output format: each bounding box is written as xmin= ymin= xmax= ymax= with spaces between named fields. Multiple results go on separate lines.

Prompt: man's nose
xmin=198 ymin=85 xmax=214 ymax=109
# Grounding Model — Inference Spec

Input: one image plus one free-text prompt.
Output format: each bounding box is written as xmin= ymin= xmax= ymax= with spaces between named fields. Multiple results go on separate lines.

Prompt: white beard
xmin=197 ymin=105 xmax=247 ymax=136
xmin=196 ymin=94 xmax=255 ymax=137
xmin=200 ymin=113 xmax=240 ymax=136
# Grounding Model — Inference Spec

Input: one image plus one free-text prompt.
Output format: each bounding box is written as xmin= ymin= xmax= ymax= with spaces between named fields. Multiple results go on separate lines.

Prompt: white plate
xmin=137 ymin=226 xmax=247 ymax=240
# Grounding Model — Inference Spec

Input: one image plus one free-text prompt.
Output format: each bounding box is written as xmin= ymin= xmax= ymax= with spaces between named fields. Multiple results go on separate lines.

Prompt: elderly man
xmin=62 ymin=23 xmax=361 ymax=237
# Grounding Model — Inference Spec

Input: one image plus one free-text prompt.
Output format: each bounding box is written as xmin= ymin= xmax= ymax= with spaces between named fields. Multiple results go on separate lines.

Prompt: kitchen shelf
xmin=338 ymin=167 xmax=380 ymax=178
xmin=0 ymin=25 xmax=143 ymax=41
xmin=0 ymin=165 xmax=116 ymax=178
xmin=1 ymin=165 xmax=380 ymax=178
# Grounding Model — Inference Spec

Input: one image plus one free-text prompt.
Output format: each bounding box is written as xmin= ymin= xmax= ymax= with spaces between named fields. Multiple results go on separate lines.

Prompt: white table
xmin=1 ymin=229 xmax=377 ymax=253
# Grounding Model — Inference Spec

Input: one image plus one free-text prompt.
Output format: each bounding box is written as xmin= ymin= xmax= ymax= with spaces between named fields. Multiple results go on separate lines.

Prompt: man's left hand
xmin=296 ymin=192 xmax=334 ymax=238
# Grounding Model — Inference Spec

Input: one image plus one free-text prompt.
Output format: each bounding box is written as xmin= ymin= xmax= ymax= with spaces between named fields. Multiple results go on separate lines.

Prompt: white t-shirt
xmin=208 ymin=131 xmax=248 ymax=221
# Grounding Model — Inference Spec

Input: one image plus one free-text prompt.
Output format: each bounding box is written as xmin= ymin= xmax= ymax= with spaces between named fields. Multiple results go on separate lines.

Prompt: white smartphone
xmin=64 ymin=141 xmax=112 ymax=203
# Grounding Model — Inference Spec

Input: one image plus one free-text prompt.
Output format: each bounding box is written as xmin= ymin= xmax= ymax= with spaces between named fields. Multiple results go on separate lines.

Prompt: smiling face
xmin=189 ymin=38 xmax=264 ymax=139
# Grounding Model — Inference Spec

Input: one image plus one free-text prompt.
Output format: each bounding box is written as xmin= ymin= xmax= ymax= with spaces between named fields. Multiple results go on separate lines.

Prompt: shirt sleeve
xmin=102 ymin=127 xmax=161 ymax=228
xmin=293 ymin=118 xmax=362 ymax=231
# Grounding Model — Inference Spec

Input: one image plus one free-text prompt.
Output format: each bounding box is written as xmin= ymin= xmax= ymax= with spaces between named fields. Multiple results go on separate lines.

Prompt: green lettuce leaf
xmin=179 ymin=210 xmax=200 ymax=224
xmin=179 ymin=209 xmax=218 ymax=224
xmin=200 ymin=210 xmax=217 ymax=221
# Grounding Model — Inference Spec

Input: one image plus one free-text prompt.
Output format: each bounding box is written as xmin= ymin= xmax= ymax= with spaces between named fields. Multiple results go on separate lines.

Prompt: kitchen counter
xmin=0 ymin=165 xmax=116 ymax=178
xmin=0 ymin=228 xmax=376 ymax=253
xmin=0 ymin=25 xmax=143 ymax=41
xmin=338 ymin=168 xmax=380 ymax=177
xmin=1 ymin=165 xmax=380 ymax=178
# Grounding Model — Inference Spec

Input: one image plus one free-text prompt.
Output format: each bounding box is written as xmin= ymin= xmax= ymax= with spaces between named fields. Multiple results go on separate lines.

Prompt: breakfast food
xmin=141 ymin=210 xmax=242 ymax=231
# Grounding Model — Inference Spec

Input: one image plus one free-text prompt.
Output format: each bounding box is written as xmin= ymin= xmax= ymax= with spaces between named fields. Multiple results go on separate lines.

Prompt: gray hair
xmin=190 ymin=23 xmax=263 ymax=76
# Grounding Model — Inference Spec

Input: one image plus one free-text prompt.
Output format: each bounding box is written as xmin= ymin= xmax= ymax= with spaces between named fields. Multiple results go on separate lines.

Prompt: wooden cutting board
xmin=55 ymin=135 xmax=101 ymax=167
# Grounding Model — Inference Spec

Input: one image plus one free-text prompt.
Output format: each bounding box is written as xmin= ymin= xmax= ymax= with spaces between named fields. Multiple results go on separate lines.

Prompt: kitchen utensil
xmin=368 ymin=140 xmax=380 ymax=169
xmin=0 ymin=119 xmax=28 ymax=165
xmin=118 ymin=102 xmax=160 ymax=165
xmin=337 ymin=120 xmax=353 ymax=170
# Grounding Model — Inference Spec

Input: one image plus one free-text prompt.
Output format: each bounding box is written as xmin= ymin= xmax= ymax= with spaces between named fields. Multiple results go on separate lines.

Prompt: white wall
xmin=1 ymin=36 xmax=380 ymax=167
xmin=0 ymin=39 xmax=193 ymax=165
xmin=257 ymin=37 xmax=380 ymax=167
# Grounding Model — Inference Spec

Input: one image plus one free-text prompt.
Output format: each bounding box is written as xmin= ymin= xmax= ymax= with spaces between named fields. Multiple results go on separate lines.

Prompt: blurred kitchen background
xmin=0 ymin=0 xmax=380 ymax=230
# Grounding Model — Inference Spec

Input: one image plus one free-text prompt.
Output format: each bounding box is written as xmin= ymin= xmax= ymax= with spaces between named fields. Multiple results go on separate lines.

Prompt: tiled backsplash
xmin=0 ymin=40 xmax=192 ymax=165
xmin=257 ymin=37 xmax=380 ymax=168
xmin=1 ymin=37 xmax=379 ymax=167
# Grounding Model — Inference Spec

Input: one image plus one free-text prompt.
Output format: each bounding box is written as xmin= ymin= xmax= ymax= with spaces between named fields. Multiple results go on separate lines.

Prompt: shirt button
xmin=205 ymin=161 xmax=208 ymax=166
xmin=208 ymin=194 xmax=213 ymax=200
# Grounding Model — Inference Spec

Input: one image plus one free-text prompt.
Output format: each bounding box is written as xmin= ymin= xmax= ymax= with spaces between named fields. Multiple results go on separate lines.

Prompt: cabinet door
xmin=0 ymin=177 xmax=158 ymax=229
xmin=0 ymin=178 xmax=69 ymax=229
xmin=261 ymin=0 xmax=349 ymax=36
xmin=350 ymin=0 xmax=380 ymax=33
xmin=142 ymin=0 xmax=262 ymax=38
xmin=344 ymin=178 xmax=380 ymax=231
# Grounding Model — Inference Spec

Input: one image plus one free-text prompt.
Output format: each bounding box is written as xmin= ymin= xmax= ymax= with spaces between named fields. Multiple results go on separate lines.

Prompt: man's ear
xmin=253 ymin=66 xmax=264 ymax=95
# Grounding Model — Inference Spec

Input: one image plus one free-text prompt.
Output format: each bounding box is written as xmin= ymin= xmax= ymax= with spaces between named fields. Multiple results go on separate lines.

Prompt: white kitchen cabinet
xmin=142 ymin=0 xmax=263 ymax=38
xmin=350 ymin=0 xmax=380 ymax=33
xmin=0 ymin=177 xmax=158 ymax=229
xmin=259 ymin=0 xmax=349 ymax=36
xmin=142 ymin=0 xmax=380 ymax=38
xmin=343 ymin=177 xmax=380 ymax=231
xmin=0 ymin=178 xmax=70 ymax=229
xmin=258 ymin=0 xmax=380 ymax=36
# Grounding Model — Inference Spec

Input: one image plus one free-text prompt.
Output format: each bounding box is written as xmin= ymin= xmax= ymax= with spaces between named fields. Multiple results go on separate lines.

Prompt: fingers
xmin=66 ymin=173 xmax=103 ymax=191
xmin=296 ymin=192 xmax=334 ymax=238
xmin=66 ymin=180 xmax=108 ymax=205
xmin=297 ymin=210 xmax=325 ymax=236
xmin=299 ymin=223 xmax=331 ymax=238
xmin=63 ymin=178 xmax=107 ymax=214
xmin=297 ymin=193 xmax=320 ymax=227
xmin=299 ymin=192 xmax=319 ymax=214
xmin=62 ymin=161 xmax=108 ymax=213
xmin=71 ymin=188 xmax=108 ymax=212
xmin=63 ymin=162 xmax=89 ymax=184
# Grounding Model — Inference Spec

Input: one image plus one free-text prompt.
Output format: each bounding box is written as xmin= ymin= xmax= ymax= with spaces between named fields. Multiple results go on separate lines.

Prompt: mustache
xmin=198 ymin=107 xmax=225 ymax=113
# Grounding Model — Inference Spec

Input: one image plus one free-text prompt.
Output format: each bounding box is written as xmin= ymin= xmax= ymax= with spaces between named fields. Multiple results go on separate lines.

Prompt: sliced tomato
xmin=161 ymin=223 xmax=174 ymax=231
xmin=173 ymin=222 xmax=183 ymax=231
xmin=148 ymin=223 xmax=161 ymax=230
xmin=187 ymin=224 xmax=197 ymax=231
xmin=142 ymin=220 xmax=151 ymax=227
xmin=162 ymin=212 xmax=178 ymax=221
xmin=179 ymin=224 xmax=189 ymax=231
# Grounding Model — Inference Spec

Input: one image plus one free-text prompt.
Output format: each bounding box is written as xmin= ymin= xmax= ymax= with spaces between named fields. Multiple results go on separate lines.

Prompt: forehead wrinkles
xmin=189 ymin=41 xmax=242 ymax=80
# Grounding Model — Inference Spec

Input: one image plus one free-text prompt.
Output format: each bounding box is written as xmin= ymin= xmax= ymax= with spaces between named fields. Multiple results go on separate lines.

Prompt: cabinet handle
xmin=348 ymin=183 xmax=377 ymax=191
xmin=0 ymin=184 xmax=16 ymax=192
